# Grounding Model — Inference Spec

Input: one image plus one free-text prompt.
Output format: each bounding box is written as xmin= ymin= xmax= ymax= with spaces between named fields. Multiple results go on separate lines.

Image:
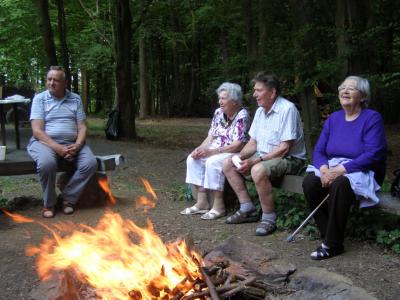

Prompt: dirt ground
xmin=0 ymin=119 xmax=399 ymax=300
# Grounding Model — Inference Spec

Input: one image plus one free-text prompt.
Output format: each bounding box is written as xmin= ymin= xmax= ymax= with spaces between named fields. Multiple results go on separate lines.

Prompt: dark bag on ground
xmin=391 ymin=169 xmax=400 ymax=198
xmin=105 ymin=110 xmax=119 ymax=140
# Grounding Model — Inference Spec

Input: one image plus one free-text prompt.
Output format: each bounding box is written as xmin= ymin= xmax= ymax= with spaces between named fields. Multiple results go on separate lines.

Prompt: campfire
xmin=2 ymin=178 xmax=292 ymax=300
xmin=27 ymin=211 xmax=205 ymax=299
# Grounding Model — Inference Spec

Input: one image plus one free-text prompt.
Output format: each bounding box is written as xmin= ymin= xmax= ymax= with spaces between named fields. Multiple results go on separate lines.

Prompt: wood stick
xmin=250 ymin=280 xmax=296 ymax=294
xmin=182 ymin=283 xmax=240 ymax=300
xmin=171 ymin=291 xmax=184 ymax=300
xmin=242 ymin=286 xmax=266 ymax=299
xmin=220 ymin=276 xmax=256 ymax=299
xmin=200 ymin=266 xmax=220 ymax=300
xmin=223 ymin=273 xmax=234 ymax=285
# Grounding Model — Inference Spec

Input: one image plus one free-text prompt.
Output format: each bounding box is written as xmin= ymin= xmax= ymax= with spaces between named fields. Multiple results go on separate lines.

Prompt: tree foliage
xmin=1 ymin=0 xmax=400 ymax=139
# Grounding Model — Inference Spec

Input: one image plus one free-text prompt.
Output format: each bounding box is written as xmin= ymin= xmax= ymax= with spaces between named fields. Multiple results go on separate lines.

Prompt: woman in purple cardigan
xmin=302 ymin=76 xmax=387 ymax=260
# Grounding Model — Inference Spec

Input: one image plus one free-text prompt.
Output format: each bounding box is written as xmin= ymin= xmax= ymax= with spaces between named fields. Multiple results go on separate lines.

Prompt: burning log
xmin=172 ymin=291 xmax=185 ymax=300
xmin=193 ymin=280 xmax=206 ymax=291
xmin=182 ymin=283 xmax=238 ymax=300
xmin=128 ymin=289 xmax=142 ymax=300
xmin=200 ymin=266 xmax=220 ymax=300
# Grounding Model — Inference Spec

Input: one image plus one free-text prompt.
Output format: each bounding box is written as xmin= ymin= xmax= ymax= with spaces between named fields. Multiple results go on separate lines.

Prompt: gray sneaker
xmin=225 ymin=209 xmax=259 ymax=224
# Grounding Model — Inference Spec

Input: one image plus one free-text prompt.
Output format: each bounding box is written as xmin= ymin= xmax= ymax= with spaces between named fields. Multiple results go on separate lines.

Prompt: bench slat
xmin=377 ymin=192 xmax=400 ymax=215
xmin=274 ymin=175 xmax=304 ymax=194
xmin=273 ymin=174 xmax=400 ymax=216
xmin=0 ymin=150 xmax=125 ymax=176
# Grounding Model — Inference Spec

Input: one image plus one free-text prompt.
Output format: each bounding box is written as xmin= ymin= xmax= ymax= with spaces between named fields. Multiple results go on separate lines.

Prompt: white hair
xmin=216 ymin=82 xmax=243 ymax=106
xmin=340 ymin=76 xmax=371 ymax=106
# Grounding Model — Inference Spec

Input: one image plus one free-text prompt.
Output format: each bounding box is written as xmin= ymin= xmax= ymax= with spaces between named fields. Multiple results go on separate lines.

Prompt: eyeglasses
xmin=338 ymin=85 xmax=358 ymax=92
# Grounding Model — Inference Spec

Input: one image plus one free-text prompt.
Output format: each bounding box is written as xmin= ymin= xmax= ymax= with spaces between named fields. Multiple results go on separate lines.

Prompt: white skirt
xmin=185 ymin=152 xmax=234 ymax=191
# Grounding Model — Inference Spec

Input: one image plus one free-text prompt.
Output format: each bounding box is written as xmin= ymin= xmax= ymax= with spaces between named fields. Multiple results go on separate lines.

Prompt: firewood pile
xmin=176 ymin=261 xmax=293 ymax=300
xmin=127 ymin=260 xmax=293 ymax=300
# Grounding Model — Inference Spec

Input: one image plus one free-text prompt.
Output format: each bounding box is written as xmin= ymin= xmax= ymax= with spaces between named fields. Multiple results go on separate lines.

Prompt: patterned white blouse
xmin=208 ymin=107 xmax=250 ymax=149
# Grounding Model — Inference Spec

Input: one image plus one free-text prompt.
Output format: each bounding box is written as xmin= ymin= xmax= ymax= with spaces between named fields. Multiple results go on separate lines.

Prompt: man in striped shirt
xmin=27 ymin=66 xmax=97 ymax=218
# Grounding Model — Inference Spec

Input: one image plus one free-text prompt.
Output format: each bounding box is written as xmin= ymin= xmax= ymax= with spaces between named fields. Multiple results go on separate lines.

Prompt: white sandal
xmin=180 ymin=206 xmax=209 ymax=215
xmin=201 ymin=209 xmax=226 ymax=220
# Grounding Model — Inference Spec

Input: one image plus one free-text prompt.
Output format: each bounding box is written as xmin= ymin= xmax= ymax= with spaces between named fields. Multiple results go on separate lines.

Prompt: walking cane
xmin=286 ymin=194 xmax=330 ymax=242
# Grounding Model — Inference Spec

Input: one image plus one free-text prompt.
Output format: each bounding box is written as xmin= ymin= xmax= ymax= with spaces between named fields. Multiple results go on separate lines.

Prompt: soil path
xmin=0 ymin=120 xmax=399 ymax=299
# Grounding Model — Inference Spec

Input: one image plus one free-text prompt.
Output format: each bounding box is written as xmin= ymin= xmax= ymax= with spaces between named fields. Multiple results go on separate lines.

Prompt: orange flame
xmin=140 ymin=177 xmax=158 ymax=200
xmin=1 ymin=209 xmax=35 ymax=223
xmin=98 ymin=176 xmax=116 ymax=205
xmin=135 ymin=195 xmax=156 ymax=213
xmin=28 ymin=211 xmax=203 ymax=299
xmin=134 ymin=179 xmax=158 ymax=213
xmin=1 ymin=209 xmax=65 ymax=244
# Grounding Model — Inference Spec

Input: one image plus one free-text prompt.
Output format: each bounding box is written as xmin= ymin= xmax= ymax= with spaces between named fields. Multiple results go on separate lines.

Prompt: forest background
xmin=1 ymin=0 xmax=400 ymax=153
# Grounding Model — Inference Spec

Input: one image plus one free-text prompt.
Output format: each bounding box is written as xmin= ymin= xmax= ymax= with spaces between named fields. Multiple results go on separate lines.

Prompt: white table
xmin=0 ymin=98 xmax=31 ymax=149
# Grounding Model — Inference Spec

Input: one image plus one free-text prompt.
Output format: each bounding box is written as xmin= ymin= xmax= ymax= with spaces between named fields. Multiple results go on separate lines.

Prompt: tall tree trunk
xmin=71 ymin=68 xmax=79 ymax=93
xmin=94 ymin=70 xmax=103 ymax=113
xmin=81 ymin=69 xmax=89 ymax=113
xmin=257 ymin=0 xmax=268 ymax=60
xmin=55 ymin=0 xmax=71 ymax=89
xmin=95 ymin=68 xmax=114 ymax=113
xmin=187 ymin=10 xmax=199 ymax=115
xmin=139 ymin=36 xmax=151 ymax=118
xmin=156 ymin=39 xmax=168 ymax=116
xmin=335 ymin=0 xmax=373 ymax=77
xmin=113 ymin=0 xmax=136 ymax=138
xmin=243 ymin=0 xmax=257 ymax=71
xmin=220 ymin=29 xmax=229 ymax=77
xmin=290 ymin=0 xmax=321 ymax=157
xmin=376 ymin=0 xmax=394 ymax=73
xmin=36 ymin=0 xmax=58 ymax=67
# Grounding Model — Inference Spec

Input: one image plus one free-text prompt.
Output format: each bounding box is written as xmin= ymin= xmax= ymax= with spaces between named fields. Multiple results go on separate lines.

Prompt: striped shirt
xmin=249 ymin=96 xmax=306 ymax=160
xmin=30 ymin=90 xmax=86 ymax=144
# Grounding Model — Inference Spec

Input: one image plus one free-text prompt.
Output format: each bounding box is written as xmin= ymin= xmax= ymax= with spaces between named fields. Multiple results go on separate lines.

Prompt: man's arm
xmin=239 ymin=138 xmax=257 ymax=160
xmin=65 ymin=120 xmax=88 ymax=157
xmin=233 ymin=138 xmax=258 ymax=174
xmin=75 ymin=120 xmax=87 ymax=146
xmin=238 ymin=139 xmax=293 ymax=173
xmin=259 ymin=140 xmax=293 ymax=161
xmin=31 ymin=119 xmax=69 ymax=157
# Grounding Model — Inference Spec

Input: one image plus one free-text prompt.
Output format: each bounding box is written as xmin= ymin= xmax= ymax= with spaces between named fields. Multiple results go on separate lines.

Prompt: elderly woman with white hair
xmin=303 ymin=75 xmax=387 ymax=260
xmin=181 ymin=82 xmax=250 ymax=220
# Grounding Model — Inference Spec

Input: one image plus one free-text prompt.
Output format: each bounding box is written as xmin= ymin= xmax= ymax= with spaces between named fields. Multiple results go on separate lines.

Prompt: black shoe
xmin=310 ymin=244 xmax=344 ymax=260
xmin=225 ymin=209 xmax=259 ymax=224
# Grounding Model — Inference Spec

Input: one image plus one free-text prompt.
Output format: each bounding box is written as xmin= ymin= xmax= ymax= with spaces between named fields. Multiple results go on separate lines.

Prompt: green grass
xmin=87 ymin=117 xmax=209 ymax=149
xmin=87 ymin=117 xmax=107 ymax=135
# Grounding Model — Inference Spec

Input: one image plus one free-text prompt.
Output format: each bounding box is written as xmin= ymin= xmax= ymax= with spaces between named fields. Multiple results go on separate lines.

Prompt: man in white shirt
xmin=223 ymin=72 xmax=306 ymax=236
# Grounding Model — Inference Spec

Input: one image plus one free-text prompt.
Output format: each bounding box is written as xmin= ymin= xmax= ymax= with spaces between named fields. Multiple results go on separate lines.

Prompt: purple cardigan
xmin=312 ymin=108 xmax=387 ymax=185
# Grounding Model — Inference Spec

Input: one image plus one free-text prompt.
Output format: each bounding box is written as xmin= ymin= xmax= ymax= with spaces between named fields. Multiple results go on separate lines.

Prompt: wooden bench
xmin=274 ymin=174 xmax=400 ymax=216
xmin=0 ymin=150 xmax=125 ymax=176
